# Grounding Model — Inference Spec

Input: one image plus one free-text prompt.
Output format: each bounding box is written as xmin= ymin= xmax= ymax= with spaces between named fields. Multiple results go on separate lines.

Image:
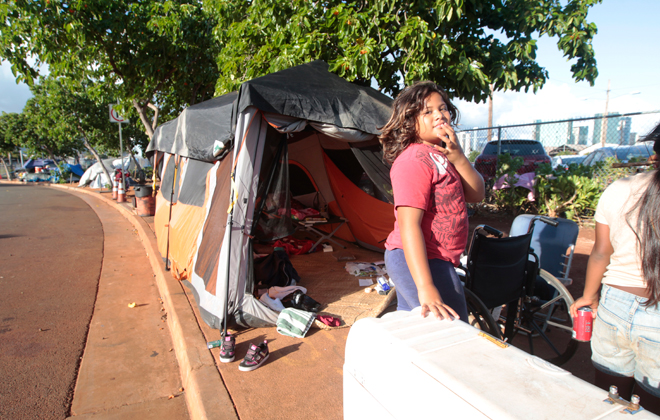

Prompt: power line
xmin=546 ymin=78 xmax=660 ymax=92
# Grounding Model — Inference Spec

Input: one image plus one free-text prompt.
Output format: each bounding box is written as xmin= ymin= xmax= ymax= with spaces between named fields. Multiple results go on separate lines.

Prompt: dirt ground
xmin=466 ymin=211 xmax=596 ymax=383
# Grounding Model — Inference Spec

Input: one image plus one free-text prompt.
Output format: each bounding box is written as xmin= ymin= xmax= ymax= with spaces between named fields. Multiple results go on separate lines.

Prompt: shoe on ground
xmin=219 ymin=333 xmax=236 ymax=363
xmin=239 ymin=340 xmax=269 ymax=372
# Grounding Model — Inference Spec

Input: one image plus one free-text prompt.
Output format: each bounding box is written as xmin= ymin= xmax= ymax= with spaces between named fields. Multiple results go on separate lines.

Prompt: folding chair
xmin=295 ymin=216 xmax=348 ymax=252
xmin=509 ymin=214 xmax=579 ymax=286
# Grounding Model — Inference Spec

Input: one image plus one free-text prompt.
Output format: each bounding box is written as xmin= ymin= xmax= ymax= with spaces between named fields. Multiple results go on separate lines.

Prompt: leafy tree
xmin=0 ymin=112 xmax=22 ymax=179
xmin=0 ymin=0 xmax=220 ymax=138
xmin=22 ymin=76 xmax=149 ymax=183
xmin=208 ymin=0 xmax=600 ymax=100
xmin=0 ymin=107 xmax=64 ymax=162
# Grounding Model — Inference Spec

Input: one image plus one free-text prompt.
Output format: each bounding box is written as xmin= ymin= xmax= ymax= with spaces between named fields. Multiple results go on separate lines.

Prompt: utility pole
xmin=487 ymin=83 xmax=494 ymax=142
xmin=599 ymin=79 xmax=611 ymax=147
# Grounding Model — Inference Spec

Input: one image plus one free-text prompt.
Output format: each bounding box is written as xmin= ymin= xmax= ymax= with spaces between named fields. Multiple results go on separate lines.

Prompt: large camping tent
xmin=146 ymin=61 xmax=395 ymax=329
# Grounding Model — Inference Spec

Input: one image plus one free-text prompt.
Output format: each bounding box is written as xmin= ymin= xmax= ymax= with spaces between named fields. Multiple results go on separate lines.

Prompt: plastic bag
xmin=345 ymin=262 xmax=387 ymax=277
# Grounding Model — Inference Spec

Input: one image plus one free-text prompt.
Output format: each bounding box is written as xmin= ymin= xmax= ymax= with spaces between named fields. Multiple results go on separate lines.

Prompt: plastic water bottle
xmin=376 ymin=276 xmax=391 ymax=294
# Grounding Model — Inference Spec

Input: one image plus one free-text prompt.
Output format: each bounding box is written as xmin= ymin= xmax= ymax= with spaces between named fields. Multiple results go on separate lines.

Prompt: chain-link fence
xmin=458 ymin=110 xmax=660 ymax=184
xmin=456 ymin=110 xmax=660 ymax=220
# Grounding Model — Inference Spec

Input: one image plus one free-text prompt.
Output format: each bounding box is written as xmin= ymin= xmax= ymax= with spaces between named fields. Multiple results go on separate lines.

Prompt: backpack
xmin=254 ymin=248 xmax=301 ymax=288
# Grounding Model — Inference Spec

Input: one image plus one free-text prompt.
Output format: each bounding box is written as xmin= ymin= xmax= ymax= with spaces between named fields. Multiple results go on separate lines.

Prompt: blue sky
xmin=2 ymin=1 xmax=659 ymax=133
xmin=456 ymin=0 xmax=660 ymax=132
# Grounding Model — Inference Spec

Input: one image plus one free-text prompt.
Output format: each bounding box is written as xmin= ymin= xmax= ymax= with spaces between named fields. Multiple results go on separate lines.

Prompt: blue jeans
xmin=592 ymin=284 xmax=660 ymax=397
xmin=384 ymin=248 xmax=469 ymax=322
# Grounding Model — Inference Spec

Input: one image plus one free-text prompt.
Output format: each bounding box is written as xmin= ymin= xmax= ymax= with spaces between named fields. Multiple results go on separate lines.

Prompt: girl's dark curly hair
xmin=626 ymin=122 xmax=660 ymax=306
xmin=379 ymin=81 xmax=459 ymax=164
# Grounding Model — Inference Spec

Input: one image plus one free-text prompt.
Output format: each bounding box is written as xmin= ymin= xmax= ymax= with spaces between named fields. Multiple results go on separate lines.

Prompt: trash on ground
xmin=345 ymin=261 xmax=387 ymax=277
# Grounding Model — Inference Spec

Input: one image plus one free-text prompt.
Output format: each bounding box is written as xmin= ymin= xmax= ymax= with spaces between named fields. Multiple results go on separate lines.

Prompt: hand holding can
xmin=572 ymin=306 xmax=593 ymax=342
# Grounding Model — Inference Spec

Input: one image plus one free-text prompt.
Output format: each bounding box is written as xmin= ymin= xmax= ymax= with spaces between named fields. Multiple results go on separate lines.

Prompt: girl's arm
xmin=569 ymin=222 xmax=613 ymax=318
xmin=397 ymin=205 xmax=459 ymax=320
xmin=434 ymin=123 xmax=485 ymax=203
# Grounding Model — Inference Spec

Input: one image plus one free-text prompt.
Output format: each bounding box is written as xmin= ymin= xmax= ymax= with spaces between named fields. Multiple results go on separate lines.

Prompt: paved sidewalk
xmin=67 ymin=192 xmax=188 ymax=419
xmin=51 ymin=185 xmax=238 ymax=420
xmin=51 ymin=183 xmax=353 ymax=420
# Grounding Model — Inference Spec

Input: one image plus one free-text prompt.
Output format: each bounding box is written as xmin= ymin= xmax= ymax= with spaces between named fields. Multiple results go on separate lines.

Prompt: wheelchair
xmin=459 ymin=215 xmax=578 ymax=366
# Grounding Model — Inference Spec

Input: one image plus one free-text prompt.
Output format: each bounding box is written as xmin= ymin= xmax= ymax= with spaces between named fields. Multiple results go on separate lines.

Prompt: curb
xmin=48 ymin=184 xmax=238 ymax=420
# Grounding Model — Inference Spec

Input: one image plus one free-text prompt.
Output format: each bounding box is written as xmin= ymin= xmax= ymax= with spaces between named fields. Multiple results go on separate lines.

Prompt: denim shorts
xmin=591 ymin=284 xmax=660 ymax=397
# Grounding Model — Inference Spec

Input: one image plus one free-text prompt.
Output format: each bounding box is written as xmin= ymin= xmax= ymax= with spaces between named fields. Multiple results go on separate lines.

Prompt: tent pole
xmin=165 ymin=156 xmax=178 ymax=271
xmin=221 ymin=173 xmax=236 ymax=338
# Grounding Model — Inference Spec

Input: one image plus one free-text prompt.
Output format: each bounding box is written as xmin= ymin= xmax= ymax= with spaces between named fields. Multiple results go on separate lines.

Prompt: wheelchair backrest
xmin=466 ymin=229 xmax=535 ymax=309
xmin=509 ymin=215 xmax=579 ymax=278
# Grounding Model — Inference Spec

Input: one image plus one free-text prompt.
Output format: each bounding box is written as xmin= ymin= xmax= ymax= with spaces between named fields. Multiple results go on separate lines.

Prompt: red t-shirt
xmin=385 ymin=143 xmax=468 ymax=266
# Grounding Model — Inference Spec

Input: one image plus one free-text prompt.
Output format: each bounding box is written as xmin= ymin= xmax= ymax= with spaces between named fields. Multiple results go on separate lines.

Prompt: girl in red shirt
xmin=380 ymin=82 xmax=485 ymax=321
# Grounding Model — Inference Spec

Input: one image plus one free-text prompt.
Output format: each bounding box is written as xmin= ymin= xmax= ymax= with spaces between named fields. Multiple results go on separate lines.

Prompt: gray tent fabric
xmin=234 ymin=60 xmax=392 ymax=135
xmin=147 ymin=60 xmax=396 ymax=330
xmin=147 ymin=91 xmax=237 ymax=162
xmin=146 ymin=119 xmax=177 ymax=158
xmin=147 ymin=61 xmax=393 ymax=162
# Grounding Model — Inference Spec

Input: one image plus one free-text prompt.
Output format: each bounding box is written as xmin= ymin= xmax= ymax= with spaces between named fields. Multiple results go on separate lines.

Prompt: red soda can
xmin=573 ymin=306 xmax=593 ymax=342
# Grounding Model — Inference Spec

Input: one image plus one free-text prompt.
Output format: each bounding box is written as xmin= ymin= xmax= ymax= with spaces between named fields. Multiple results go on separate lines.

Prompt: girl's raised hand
xmin=433 ymin=123 xmax=467 ymax=165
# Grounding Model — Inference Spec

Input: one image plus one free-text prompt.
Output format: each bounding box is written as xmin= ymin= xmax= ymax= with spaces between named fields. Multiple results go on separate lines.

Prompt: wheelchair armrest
xmin=454 ymin=264 xmax=468 ymax=285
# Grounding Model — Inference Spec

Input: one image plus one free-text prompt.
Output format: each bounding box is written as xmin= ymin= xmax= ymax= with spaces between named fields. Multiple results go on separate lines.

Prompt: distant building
xmin=533 ymin=120 xmax=573 ymax=148
xmin=572 ymin=126 xmax=589 ymax=145
xmin=457 ymin=129 xmax=491 ymax=154
xmin=593 ymin=113 xmax=632 ymax=145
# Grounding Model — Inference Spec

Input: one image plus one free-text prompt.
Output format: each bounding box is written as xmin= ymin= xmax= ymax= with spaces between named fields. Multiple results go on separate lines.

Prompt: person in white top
xmin=570 ymin=123 xmax=660 ymax=415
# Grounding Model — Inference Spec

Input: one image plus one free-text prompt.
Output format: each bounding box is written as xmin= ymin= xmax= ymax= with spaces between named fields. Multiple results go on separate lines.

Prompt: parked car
xmin=581 ymin=144 xmax=654 ymax=167
xmin=473 ymin=140 xmax=551 ymax=180
xmin=551 ymin=154 xmax=586 ymax=170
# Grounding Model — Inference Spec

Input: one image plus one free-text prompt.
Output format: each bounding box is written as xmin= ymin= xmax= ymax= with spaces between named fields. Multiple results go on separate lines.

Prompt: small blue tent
xmin=23 ymin=158 xmax=57 ymax=170
xmin=64 ymin=163 xmax=85 ymax=177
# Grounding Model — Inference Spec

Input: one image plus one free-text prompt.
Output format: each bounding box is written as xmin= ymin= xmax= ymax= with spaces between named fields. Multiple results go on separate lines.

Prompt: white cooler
xmin=344 ymin=308 xmax=659 ymax=420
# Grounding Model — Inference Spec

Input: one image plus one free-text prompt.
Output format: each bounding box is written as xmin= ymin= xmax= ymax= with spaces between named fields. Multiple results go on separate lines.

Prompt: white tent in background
xmin=78 ymin=157 xmax=133 ymax=188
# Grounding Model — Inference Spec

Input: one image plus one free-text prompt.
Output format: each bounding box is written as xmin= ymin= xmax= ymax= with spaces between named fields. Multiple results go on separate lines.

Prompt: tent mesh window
xmin=325 ymin=145 xmax=393 ymax=204
xmin=252 ymin=128 xmax=294 ymax=241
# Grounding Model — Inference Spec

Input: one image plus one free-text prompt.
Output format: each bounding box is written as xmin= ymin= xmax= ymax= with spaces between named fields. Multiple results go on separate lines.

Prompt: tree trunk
xmin=43 ymin=146 xmax=57 ymax=163
xmin=82 ymin=138 xmax=112 ymax=189
xmin=73 ymin=114 xmax=112 ymax=188
xmin=132 ymin=100 xmax=159 ymax=139
xmin=0 ymin=156 xmax=12 ymax=180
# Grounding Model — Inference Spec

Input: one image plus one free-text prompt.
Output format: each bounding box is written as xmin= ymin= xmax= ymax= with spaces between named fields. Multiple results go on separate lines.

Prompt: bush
xmin=484 ymin=154 xmax=535 ymax=215
xmin=483 ymin=155 xmax=602 ymax=221
xmin=534 ymin=163 xmax=601 ymax=221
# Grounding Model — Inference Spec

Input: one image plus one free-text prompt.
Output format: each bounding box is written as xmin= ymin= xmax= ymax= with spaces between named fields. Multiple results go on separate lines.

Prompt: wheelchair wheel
xmin=513 ymin=269 xmax=579 ymax=366
xmin=464 ymin=288 xmax=502 ymax=339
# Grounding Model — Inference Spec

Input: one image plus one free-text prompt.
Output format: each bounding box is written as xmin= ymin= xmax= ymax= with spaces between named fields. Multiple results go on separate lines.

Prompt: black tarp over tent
xmin=146 ymin=61 xmax=395 ymax=329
